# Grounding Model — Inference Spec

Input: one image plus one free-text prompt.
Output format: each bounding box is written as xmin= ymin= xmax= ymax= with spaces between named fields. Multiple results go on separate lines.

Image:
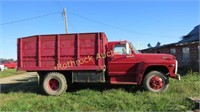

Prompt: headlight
xmin=175 ymin=60 xmax=178 ymax=74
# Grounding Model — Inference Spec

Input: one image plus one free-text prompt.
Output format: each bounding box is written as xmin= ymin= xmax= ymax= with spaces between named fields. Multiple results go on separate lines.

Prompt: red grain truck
xmin=17 ymin=32 xmax=180 ymax=95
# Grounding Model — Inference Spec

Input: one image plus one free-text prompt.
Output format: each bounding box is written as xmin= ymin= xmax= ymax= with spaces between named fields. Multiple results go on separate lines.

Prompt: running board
xmin=110 ymin=82 xmax=137 ymax=85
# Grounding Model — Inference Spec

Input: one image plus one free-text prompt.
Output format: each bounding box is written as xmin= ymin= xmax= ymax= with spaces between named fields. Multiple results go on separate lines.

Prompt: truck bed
xmin=17 ymin=32 xmax=108 ymax=71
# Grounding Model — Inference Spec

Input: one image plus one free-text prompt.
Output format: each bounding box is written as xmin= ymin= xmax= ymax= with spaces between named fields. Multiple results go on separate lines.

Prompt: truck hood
xmin=139 ymin=53 xmax=175 ymax=61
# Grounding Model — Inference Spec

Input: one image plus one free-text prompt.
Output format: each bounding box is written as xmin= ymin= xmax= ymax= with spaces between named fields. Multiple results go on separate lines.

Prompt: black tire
xmin=43 ymin=72 xmax=67 ymax=96
xmin=143 ymin=71 xmax=169 ymax=93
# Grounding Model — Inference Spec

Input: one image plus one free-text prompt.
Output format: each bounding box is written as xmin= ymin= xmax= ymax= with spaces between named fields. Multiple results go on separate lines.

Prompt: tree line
xmin=0 ymin=58 xmax=17 ymax=63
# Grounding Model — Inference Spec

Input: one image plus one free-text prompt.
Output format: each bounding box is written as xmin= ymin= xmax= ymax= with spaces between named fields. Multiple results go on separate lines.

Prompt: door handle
xmin=126 ymin=55 xmax=134 ymax=58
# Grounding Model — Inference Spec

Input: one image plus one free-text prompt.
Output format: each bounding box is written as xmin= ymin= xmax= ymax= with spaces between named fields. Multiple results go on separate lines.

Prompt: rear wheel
xmin=43 ymin=72 xmax=67 ymax=96
xmin=143 ymin=71 xmax=169 ymax=93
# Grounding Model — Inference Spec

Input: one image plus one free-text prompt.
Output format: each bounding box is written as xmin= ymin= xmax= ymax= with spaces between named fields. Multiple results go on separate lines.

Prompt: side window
xmin=182 ymin=47 xmax=190 ymax=61
xmin=114 ymin=44 xmax=126 ymax=54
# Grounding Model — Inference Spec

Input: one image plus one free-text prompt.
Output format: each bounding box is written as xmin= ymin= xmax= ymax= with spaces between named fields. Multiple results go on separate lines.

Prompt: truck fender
xmin=136 ymin=62 xmax=146 ymax=84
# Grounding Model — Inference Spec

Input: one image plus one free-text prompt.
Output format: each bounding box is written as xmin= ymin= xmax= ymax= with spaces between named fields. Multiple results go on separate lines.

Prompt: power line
xmin=0 ymin=11 xmax=61 ymax=26
xmin=67 ymin=11 xmax=176 ymax=38
xmin=1 ymin=9 xmax=177 ymax=38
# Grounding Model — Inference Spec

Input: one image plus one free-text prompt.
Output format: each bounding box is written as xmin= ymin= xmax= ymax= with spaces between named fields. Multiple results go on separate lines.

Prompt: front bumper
xmin=174 ymin=60 xmax=180 ymax=80
xmin=174 ymin=74 xmax=181 ymax=81
xmin=175 ymin=60 xmax=178 ymax=74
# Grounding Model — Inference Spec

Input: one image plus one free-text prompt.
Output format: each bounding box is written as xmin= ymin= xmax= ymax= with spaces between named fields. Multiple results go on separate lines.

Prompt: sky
xmin=0 ymin=0 xmax=199 ymax=60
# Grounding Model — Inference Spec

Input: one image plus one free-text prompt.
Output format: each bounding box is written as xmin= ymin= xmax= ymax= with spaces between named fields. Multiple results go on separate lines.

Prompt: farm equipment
xmin=3 ymin=62 xmax=17 ymax=69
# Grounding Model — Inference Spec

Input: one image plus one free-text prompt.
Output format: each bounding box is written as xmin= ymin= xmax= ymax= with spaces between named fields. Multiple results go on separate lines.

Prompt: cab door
xmin=107 ymin=42 xmax=138 ymax=84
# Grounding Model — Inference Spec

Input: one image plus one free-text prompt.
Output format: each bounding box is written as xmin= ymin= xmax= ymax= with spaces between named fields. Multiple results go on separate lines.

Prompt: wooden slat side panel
xmin=17 ymin=38 xmax=22 ymax=67
xmin=21 ymin=36 xmax=37 ymax=67
xmin=18 ymin=33 xmax=107 ymax=71
xmin=56 ymin=35 xmax=60 ymax=65
xmin=37 ymin=36 xmax=41 ymax=67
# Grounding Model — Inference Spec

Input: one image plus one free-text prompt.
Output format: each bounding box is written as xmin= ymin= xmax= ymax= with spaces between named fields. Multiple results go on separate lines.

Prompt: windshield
xmin=129 ymin=42 xmax=140 ymax=54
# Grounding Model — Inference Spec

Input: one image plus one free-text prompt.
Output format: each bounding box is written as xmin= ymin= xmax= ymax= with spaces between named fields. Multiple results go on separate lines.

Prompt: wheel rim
xmin=149 ymin=76 xmax=164 ymax=90
xmin=48 ymin=78 xmax=60 ymax=91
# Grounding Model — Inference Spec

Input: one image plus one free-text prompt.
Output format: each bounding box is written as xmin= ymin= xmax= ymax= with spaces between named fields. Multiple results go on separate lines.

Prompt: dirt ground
xmin=0 ymin=72 xmax=38 ymax=92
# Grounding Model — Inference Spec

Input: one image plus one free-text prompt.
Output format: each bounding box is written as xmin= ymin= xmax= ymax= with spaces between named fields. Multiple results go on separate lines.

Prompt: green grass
xmin=0 ymin=71 xmax=199 ymax=111
xmin=0 ymin=69 xmax=26 ymax=78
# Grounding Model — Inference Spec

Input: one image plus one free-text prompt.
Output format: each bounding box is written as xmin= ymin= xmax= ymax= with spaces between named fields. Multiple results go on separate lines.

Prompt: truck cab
xmin=107 ymin=41 xmax=180 ymax=92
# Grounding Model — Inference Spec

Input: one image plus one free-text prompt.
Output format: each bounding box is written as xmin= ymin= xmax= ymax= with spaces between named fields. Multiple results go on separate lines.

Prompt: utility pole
xmin=63 ymin=8 xmax=68 ymax=33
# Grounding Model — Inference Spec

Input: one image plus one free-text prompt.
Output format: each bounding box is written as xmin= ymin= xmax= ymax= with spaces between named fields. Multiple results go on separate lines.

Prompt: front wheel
xmin=143 ymin=71 xmax=169 ymax=93
xmin=43 ymin=72 xmax=67 ymax=96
